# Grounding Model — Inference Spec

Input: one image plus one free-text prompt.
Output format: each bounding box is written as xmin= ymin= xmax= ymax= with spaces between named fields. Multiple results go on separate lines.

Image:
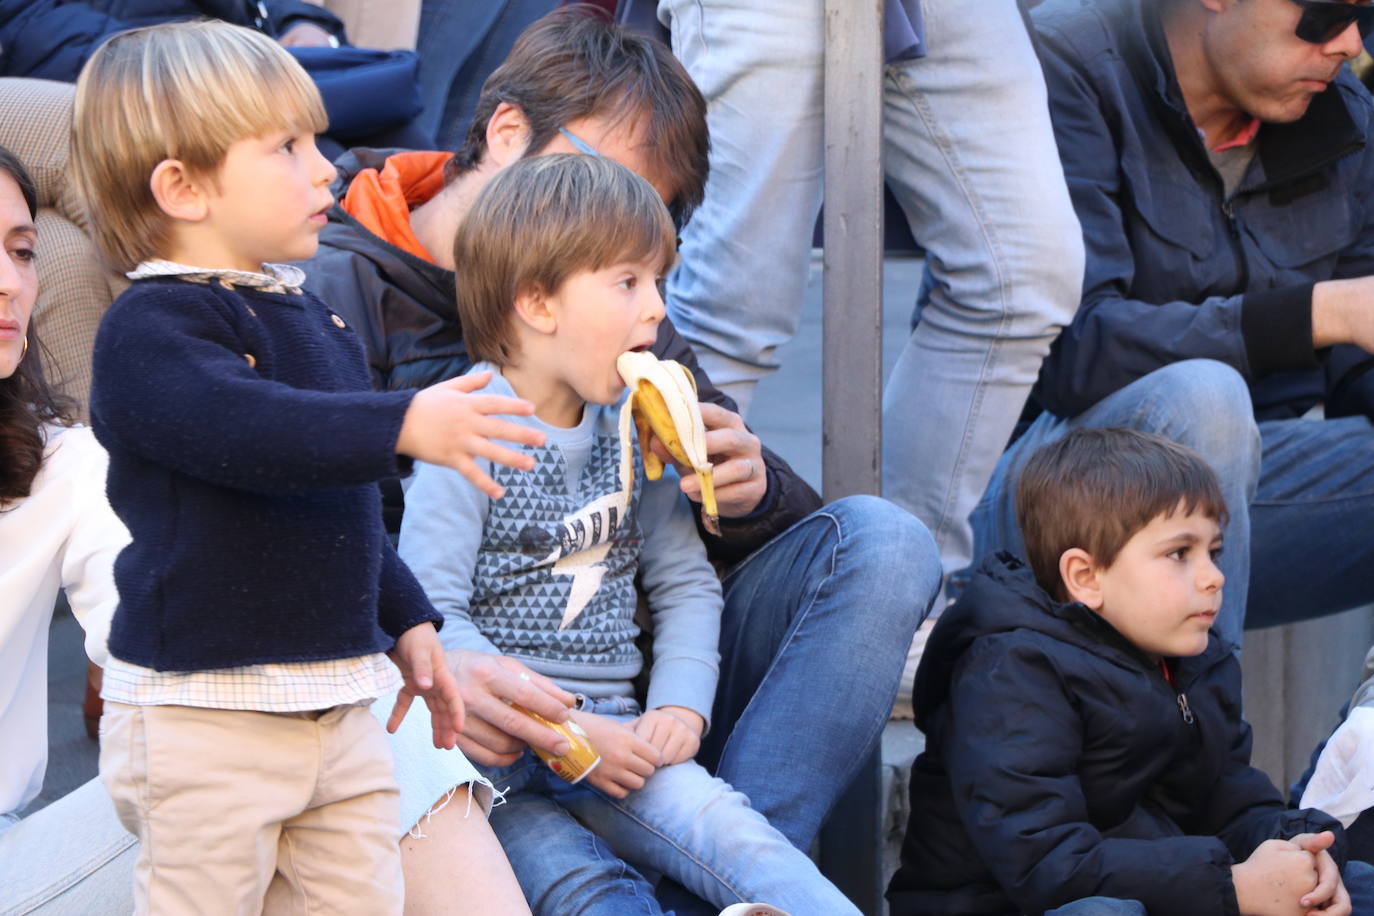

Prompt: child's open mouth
xmin=619 ymin=345 xmax=653 ymax=385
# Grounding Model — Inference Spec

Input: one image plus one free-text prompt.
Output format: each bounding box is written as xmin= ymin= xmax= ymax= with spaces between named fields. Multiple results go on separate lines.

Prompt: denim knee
xmin=1014 ymin=202 xmax=1084 ymax=336
xmin=822 ymin=495 xmax=942 ymax=620
xmin=1121 ymin=360 xmax=1259 ymax=468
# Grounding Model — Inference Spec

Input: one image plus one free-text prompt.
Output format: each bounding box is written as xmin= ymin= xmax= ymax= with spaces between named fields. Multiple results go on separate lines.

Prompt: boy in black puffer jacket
xmin=887 ymin=428 xmax=1374 ymax=916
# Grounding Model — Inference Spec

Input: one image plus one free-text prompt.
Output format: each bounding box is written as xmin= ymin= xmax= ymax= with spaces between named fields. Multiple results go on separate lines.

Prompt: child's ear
xmin=513 ymin=284 xmax=558 ymax=335
xmin=1059 ymin=548 xmax=1105 ymax=610
xmin=149 ymin=159 xmax=209 ymax=223
xmin=485 ymin=102 xmax=532 ymax=168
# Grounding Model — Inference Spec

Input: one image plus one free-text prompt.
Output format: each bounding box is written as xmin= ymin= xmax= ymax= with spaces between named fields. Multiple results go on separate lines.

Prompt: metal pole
xmin=821 ymin=0 xmax=885 ymax=503
xmin=819 ymin=0 xmax=886 ymax=912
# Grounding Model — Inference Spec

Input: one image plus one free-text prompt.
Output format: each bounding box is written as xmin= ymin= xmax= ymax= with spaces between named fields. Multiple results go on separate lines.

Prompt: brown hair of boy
xmin=450 ymin=4 xmax=709 ymax=224
xmin=453 ymin=153 xmax=676 ymax=367
xmin=1015 ymin=428 xmax=1230 ymax=601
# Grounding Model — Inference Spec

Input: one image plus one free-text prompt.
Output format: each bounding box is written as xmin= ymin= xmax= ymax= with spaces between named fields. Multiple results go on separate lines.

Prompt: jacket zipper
xmin=1176 ymin=692 xmax=1195 ymax=725
xmin=1160 ymin=659 xmax=1196 ymax=725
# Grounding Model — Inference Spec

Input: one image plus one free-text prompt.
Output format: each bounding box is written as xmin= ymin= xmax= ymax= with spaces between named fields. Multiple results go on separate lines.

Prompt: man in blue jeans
xmin=656 ymin=0 xmax=1084 ymax=604
xmin=972 ymin=0 xmax=1374 ymax=649
xmin=299 ymin=5 xmax=943 ymax=905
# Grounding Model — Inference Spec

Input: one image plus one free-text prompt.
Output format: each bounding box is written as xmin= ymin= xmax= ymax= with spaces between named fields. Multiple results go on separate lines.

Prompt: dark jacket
xmin=1032 ymin=0 xmax=1374 ymax=422
xmin=91 ymin=278 xmax=440 ymax=671
xmin=0 ymin=0 xmax=342 ymax=80
xmin=303 ymin=149 xmax=822 ymax=565
xmin=887 ymin=555 xmax=1343 ymax=916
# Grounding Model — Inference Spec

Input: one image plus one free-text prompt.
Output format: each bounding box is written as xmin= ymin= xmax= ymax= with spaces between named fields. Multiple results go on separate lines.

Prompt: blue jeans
xmin=479 ymin=696 xmax=861 ymax=915
xmin=660 ymin=496 xmax=939 ymax=914
xmin=0 ymin=779 xmax=136 ymax=915
xmin=658 ymin=0 xmax=1082 ymax=575
xmin=970 ymin=360 xmax=1374 ymax=649
xmin=703 ymin=496 xmax=940 ymax=849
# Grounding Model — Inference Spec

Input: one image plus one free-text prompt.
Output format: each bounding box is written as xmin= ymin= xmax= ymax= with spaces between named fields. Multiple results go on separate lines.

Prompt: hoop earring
xmin=19 ymin=335 xmax=27 ymax=364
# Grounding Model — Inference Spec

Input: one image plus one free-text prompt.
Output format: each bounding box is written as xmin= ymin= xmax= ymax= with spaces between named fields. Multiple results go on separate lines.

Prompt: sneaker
xmin=718 ymin=906 xmax=793 ymax=916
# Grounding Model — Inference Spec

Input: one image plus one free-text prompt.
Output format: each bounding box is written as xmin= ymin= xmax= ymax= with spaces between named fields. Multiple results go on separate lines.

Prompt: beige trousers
xmin=99 ymin=702 xmax=403 ymax=916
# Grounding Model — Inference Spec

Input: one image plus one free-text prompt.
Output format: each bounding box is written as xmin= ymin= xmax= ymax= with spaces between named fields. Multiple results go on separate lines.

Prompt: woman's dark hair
xmin=0 ymin=144 xmax=75 ymax=504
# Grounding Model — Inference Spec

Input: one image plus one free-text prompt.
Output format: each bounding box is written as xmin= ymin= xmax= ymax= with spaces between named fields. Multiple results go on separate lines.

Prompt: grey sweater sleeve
xmin=398 ymin=458 xmax=501 ymax=656
xmin=635 ymin=470 xmax=723 ymax=728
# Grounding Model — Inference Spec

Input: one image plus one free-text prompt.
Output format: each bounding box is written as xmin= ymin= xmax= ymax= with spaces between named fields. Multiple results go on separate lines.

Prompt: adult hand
xmin=1312 ymin=278 xmax=1374 ymax=353
xmin=651 ymin=401 xmax=767 ymax=518
xmin=442 ymin=649 xmax=576 ymax=767
xmin=278 ymin=22 xmax=335 ymax=47
xmin=570 ymin=710 xmax=659 ymax=799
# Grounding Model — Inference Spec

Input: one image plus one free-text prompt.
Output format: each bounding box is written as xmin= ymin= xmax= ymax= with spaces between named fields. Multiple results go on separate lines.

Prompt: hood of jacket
xmin=301 ymin=148 xmax=467 ymax=393
xmin=320 ymin=146 xmax=458 ymax=322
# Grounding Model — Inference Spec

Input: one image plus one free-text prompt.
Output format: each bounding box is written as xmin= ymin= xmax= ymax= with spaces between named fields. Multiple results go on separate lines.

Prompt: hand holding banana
xmin=673 ymin=402 xmax=766 ymax=519
xmin=616 ymin=352 xmax=767 ymax=526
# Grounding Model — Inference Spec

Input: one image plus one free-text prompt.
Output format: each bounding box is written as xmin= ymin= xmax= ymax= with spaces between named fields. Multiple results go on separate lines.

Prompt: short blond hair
xmin=71 ymin=20 xmax=328 ymax=271
xmin=454 ymin=153 xmax=676 ymax=366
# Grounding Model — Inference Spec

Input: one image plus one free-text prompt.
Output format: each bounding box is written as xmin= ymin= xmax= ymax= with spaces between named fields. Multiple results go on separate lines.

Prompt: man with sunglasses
xmin=965 ymin=0 xmax=1374 ymax=653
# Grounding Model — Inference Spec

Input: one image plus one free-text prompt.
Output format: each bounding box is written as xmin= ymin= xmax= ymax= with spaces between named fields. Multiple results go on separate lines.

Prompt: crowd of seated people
xmin=1 ymin=1 xmax=1373 ymax=915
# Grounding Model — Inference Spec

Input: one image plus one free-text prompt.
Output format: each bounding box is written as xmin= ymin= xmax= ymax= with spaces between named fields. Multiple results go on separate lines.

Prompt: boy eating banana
xmin=396 ymin=154 xmax=857 ymax=914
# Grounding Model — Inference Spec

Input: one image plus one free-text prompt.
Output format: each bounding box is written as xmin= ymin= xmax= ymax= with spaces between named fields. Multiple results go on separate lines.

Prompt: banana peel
xmin=616 ymin=350 xmax=719 ymax=534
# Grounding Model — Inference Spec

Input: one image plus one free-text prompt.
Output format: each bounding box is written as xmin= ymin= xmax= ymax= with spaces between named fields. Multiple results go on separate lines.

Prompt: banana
xmin=616 ymin=350 xmax=718 ymax=531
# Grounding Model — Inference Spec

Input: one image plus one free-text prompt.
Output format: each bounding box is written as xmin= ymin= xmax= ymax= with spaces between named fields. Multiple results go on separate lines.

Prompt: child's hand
xmin=632 ymin=706 xmax=704 ymax=767
xmin=1232 ymin=838 xmax=1321 ymax=916
xmin=568 ymin=710 xmax=659 ymax=799
xmin=396 ymin=371 xmax=547 ymax=499
xmin=1289 ymin=832 xmax=1351 ymax=916
xmin=387 ymin=623 xmax=465 ymax=749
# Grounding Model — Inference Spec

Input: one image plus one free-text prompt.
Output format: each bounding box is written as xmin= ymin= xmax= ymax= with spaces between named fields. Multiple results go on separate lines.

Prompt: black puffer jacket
xmin=887 ymin=554 xmax=1344 ymax=916
xmin=303 ymin=149 xmax=821 ymax=564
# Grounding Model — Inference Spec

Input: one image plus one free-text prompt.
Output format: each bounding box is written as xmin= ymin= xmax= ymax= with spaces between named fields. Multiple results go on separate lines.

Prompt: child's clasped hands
xmin=1232 ymin=831 xmax=1350 ymax=916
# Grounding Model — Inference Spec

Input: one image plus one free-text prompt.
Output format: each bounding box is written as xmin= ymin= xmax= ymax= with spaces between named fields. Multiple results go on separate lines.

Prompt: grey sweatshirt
xmin=398 ymin=365 xmax=721 ymax=723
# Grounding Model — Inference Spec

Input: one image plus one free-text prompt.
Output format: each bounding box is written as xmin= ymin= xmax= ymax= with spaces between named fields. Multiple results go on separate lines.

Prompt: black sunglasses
xmin=1291 ymin=0 xmax=1374 ymax=44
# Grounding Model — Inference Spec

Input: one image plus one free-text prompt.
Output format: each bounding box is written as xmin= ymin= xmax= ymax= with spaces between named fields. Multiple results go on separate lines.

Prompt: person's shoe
xmin=718 ymin=906 xmax=793 ymax=916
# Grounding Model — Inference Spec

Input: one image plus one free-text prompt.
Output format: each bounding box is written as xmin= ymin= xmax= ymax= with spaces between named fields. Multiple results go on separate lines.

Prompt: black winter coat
xmin=302 ymin=149 xmax=822 ymax=565
xmin=0 ymin=0 xmax=341 ymax=80
xmin=887 ymin=555 xmax=1344 ymax=916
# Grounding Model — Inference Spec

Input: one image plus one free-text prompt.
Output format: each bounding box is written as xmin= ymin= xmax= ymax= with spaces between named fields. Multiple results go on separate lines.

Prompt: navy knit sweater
xmin=91 ymin=276 xmax=441 ymax=671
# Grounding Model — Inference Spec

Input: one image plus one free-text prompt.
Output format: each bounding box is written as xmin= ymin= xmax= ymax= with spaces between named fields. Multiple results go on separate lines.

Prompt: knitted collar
xmin=128 ymin=259 xmax=306 ymax=295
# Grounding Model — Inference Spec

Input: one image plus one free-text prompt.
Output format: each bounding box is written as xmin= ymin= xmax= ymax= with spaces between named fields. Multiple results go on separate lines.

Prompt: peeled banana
xmin=616 ymin=350 xmax=718 ymax=530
